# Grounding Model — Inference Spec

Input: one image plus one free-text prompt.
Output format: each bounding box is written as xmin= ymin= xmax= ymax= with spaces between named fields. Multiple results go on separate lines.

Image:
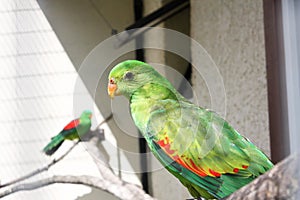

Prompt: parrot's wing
xmin=150 ymin=139 xmax=225 ymax=198
xmin=146 ymin=100 xmax=273 ymax=198
xmin=63 ymin=118 xmax=80 ymax=131
xmin=58 ymin=118 xmax=83 ymax=140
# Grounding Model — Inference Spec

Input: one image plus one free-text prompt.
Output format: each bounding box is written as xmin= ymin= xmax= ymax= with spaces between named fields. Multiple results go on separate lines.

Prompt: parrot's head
xmin=81 ymin=110 xmax=93 ymax=119
xmin=108 ymin=60 xmax=164 ymax=99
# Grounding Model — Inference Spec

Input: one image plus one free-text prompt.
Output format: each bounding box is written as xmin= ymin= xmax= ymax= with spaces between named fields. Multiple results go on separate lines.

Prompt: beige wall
xmin=191 ymin=0 xmax=270 ymax=155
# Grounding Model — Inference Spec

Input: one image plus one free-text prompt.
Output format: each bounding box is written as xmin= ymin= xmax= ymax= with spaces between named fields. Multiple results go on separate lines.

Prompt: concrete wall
xmin=38 ymin=0 xmax=134 ymax=69
xmin=191 ymin=0 xmax=270 ymax=155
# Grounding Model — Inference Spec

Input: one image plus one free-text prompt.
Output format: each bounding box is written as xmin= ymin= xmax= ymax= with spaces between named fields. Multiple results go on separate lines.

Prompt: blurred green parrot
xmin=43 ymin=110 xmax=92 ymax=155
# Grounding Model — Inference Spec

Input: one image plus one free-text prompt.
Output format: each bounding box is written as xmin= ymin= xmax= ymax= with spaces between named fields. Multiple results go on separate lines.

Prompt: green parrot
xmin=43 ymin=110 xmax=92 ymax=156
xmin=107 ymin=60 xmax=273 ymax=199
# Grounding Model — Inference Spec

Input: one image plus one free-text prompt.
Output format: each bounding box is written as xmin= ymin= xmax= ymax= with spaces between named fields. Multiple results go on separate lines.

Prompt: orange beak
xmin=108 ymin=82 xmax=117 ymax=98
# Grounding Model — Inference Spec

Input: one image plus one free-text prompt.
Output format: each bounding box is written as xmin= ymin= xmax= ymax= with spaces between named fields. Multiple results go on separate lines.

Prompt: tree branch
xmin=0 ymin=140 xmax=79 ymax=189
xmin=225 ymin=153 xmax=300 ymax=200
xmin=0 ymin=175 xmax=155 ymax=200
xmin=0 ymin=114 xmax=112 ymax=189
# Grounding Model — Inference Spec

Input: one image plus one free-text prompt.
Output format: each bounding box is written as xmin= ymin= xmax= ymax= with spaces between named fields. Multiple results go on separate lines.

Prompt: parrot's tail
xmin=43 ymin=134 xmax=64 ymax=156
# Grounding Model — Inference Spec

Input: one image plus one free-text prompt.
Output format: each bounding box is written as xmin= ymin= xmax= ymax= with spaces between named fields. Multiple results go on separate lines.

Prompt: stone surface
xmin=191 ymin=0 xmax=270 ymax=155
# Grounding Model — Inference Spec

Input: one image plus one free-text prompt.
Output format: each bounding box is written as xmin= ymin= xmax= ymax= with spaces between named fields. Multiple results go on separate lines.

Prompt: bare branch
xmin=0 ymin=114 xmax=113 ymax=189
xmin=94 ymin=113 xmax=113 ymax=130
xmin=0 ymin=141 xmax=79 ymax=188
xmin=0 ymin=175 xmax=155 ymax=200
xmin=225 ymin=153 xmax=300 ymax=200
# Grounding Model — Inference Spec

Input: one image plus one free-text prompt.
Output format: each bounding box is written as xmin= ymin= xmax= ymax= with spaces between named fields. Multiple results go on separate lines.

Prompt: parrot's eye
xmin=109 ymin=78 xmax=115 ymax=84
xmin=124 ymin=71 xmax=134 ymax=81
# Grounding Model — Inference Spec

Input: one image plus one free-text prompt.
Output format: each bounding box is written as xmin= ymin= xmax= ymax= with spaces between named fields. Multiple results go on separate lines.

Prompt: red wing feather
xmin=155 ymin=137 xmax=246 ymax=177
xmin=63 ymin=119 xmax=80 ymax=130
xmin=156 ymin=137 xmax=209 ymax=177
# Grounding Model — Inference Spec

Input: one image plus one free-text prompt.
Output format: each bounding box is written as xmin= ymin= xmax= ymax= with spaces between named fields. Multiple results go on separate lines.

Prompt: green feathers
xmin=108 ymin=60 xmax=273 ymax=199
xmin=43 ymin=110 xmax=92 ymax=156
xmin=43 ymin=134 xmax=65 ymax=156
